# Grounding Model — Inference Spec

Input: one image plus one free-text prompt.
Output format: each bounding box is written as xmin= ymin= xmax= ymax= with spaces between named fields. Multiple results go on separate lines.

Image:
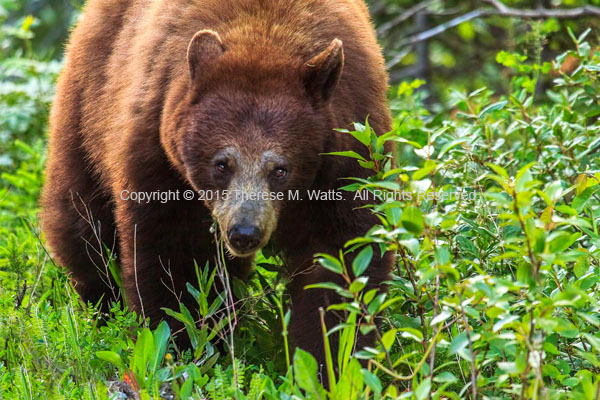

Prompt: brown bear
xmin=42 ymin=0 xmax=393 ymax=373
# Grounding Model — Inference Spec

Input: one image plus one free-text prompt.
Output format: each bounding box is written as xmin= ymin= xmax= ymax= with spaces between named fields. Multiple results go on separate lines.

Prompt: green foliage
xmin=316 ymin=36 xmax=600 ymax=398
xmin=371 ymin=0 xmax=600 ymax=99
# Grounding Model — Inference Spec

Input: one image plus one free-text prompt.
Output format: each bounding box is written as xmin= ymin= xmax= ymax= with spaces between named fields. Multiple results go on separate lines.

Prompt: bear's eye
xmin=215 ymin=162 xmax=229 ymax=174
xmin=273 ymin=167 xmax=287 ymax=179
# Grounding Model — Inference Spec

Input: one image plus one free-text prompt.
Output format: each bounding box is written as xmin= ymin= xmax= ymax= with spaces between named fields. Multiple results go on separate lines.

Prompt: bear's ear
xmin=187 ymin=30 xmax=226 ymax=82
xmin=303 ymin=39 xmax=344 ymax=103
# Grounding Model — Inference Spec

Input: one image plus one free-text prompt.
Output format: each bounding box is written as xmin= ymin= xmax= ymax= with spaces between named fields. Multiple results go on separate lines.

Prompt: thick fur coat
xmin=42 ymin=0 xmax=393 ymax=373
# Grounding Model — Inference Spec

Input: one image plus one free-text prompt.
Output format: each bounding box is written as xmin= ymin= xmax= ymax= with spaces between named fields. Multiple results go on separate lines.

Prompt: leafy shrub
xmin=307 ymin=29 xmax=600 ymax=399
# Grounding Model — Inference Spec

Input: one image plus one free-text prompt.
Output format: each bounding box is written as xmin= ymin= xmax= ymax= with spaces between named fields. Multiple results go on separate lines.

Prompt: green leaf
xmin=498 ymin=362 xmax=519 ymax=374
xmin=431 ymin=310 xmax=452 ymax=325
xmin=469 ymin=87 xmax=486 ymax=98
xmin=294 ymin=349 xmax=325 ymax=396
xmin=322 ymin=151 xmax=366 ymax=161
xmin=150 ymin=321 xmax=170 ymax=374
xmin=486 ymin=163 xmax=509 ymax=179
xmin=385 ymin=206 xmax=402 ymax=226
xmin=479 ymin=100 xmax=508 ymax=118
xmin=582 ymin=334 xmax=600 ymax=351
xmin=316 ymin=254 xmax=343 ymax=274
xmin=493 ymin=315 xmax=519 ymax=332
xmin=132 ymin=328 xmax=154 ymax=384
xmin=433 ymin=371 xmax=458 ymax=384
xmin=562 ymin=377 xmax=579 ymax=387
xmin=362 ymin=181 xmax=401 ymax=191
xmin=412 ymin=160 xmax=437 ymax=180
xmin=367 ymin=293 xmax=387 ymax=315
xmin=449 ymin=331 xmax=469 ymax=354
xmin=349 ymin=276 xmax=369 ymax=293
xmin=400 ymin=206 xmax=424 ymax=235
xmin=437 ymin=138 xmax=469 ymax=159
xmin=542 ymin=364 xmax=561 ymax=379
xmin=305 ymin=282 xmax=343 ymax=291
xmin=577 ymin=27 xmax=591 ymax=43
xmin=352 ymin=246 xmax=373 ymax=277
xmin=572 ymin=187 xmax=595 ymax=212
xmin=545 ymin=180 xmax=564 ymax=203
xmin=434 ymin=247 xmax=450 ymax=266
xmin=361 ymin=369 xmax=382 ymax=395
xmin=349 ymin=123 xmax=372 ymax=146
xmin=363 ymin=289 xmax=378 ymax=305
xmin=549 ymin=232 xmax=581 ymax=253
xmin=381 ymin=329 xmax=397 ymax=351
xmin=399 ymin=238 xmax=419 ymax=255
xmin=415 ymin=377 xmax=432 ymax=400
xmin=399 ymin=327 xmax=423 ymax=342
xmin=96 ymin=351 xmax=126 ymax=370
xmin=515 ymin=162 xmax=536 ymax=192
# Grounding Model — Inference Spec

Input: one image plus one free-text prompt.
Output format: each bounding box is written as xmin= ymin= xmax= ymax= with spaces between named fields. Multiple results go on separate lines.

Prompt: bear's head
xmin=166 ymin=30 xmax=344 ymax=257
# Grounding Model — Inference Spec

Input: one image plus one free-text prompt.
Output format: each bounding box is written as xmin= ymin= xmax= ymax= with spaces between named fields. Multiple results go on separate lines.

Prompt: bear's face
xmin=182 ymin=92 xmax=325 ymax=257
xmin=174 ymin=30 xmax=344 ymax=257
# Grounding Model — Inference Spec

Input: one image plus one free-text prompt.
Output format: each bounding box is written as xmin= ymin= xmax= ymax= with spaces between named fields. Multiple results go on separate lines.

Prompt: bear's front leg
xmin=114 ymin=193 xmax=215 ymax=326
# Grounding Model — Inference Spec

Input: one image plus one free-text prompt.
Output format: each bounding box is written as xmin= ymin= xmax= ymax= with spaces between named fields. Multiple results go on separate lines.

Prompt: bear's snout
xmin=227 ymin=224 xmax=262 ymax=253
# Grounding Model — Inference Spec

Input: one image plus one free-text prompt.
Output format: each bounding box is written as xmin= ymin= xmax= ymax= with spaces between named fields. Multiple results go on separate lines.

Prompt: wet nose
xmin=227 ymin=224 xmax=262 ymax=252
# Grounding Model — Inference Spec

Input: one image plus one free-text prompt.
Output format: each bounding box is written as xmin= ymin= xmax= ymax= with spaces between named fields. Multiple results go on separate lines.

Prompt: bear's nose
xmin=228 ymin=224 xmax=262 ymax=252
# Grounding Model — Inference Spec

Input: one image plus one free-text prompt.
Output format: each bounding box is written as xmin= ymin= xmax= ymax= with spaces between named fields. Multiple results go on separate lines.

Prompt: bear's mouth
xmin=225 ymin=243 xmax=262 ymax=258
xmin=223 ymin=236 xmax=267 ymax=258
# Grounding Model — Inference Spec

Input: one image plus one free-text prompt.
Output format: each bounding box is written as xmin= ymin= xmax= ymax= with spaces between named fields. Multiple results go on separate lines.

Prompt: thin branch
xmin=428 ymin=275 xmax=441 ymax=378
xmin=458 ymin=290 xmax=477 ymax=400
xmin=370 ymin=324 xmax=443 ymax=382
xmin=484 ymin=0 xmax=509 ymax=13
xmin=482 ymin=0 xmax=600 ymax=18
xmin=396 ymin=3 xmax=600 ymax=48
xmin=399 ymin=9 xmax=483 ymax=48
xmin=14 ymin=282 xmax=27 ymax=310
xmin=377 ymin=0 xmax=438 ymax=36
xmin=133 ymin=224 xmax=145 ymax=321
xmin=25 ymin=253 xmax=48 ymax=310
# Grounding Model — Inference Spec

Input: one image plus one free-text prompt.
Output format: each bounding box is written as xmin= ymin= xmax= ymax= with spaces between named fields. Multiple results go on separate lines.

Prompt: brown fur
xmin=42 ymin=0 xmax=392 ymax=374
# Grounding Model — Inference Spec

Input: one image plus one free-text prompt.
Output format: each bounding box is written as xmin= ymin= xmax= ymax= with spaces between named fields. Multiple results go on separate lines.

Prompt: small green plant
xmin=97 ymin=321 xmax=172 ymax=398
xmin=162 ymin=262 xmax=225 ymax=362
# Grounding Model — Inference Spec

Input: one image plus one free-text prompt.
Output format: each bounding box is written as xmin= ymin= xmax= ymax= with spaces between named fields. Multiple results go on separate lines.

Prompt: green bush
xmin=309 ymin=29 xmax=600 ymax=399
